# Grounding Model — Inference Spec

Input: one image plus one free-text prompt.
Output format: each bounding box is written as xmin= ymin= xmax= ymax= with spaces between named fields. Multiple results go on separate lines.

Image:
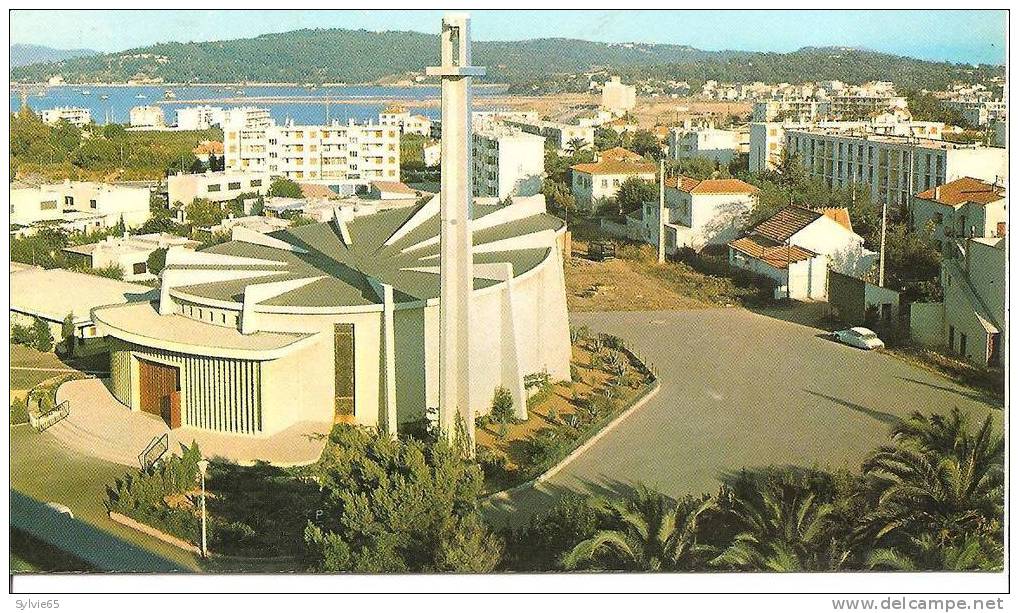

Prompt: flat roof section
xmin=92 ymin=301 xmax=317 ymax=360
xmin=10 ymin=267 xmax=156 ymax=324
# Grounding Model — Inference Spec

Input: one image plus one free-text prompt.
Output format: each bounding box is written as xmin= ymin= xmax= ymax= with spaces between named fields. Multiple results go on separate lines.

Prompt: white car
xmin=833 ymin=327 xmax=885 ymax=350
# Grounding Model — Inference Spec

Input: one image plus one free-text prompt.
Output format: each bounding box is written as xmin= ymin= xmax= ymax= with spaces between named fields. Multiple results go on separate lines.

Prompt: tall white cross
xmin=426 ymin=14 xmax=485 ymax=455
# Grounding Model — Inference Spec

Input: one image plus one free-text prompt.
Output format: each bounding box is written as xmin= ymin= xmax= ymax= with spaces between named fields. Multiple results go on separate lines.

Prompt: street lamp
xmin=196 ymin=459 xmax=210 ymax=558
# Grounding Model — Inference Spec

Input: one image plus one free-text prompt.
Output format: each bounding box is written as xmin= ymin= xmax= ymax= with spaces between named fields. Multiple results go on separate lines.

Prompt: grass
xmin=565 ymin=238 xmax=763 ymax=312
xmin=10 ymin=344 xmax=109 ymax=400
xmin=10 ymin=427 xmax=201 ymax=571
xmin=10 ymin=529 xmax=96 ymax=573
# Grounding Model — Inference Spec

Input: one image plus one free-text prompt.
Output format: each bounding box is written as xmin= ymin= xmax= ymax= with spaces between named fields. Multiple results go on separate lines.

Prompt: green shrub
xmin=10 ymin=398 xmax=29 ymax=425
xmin=31 ymin=317 xmax=53 ymax=352
xmin=570 ymin=364 xmax=582 ymax=383
xmin=490 ymin=386 xmax=515 ymax=424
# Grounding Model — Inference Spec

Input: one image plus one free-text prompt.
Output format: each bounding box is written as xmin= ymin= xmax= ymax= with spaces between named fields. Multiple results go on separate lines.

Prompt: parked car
xmin=832 ymin=327 xmax=885 ymax=350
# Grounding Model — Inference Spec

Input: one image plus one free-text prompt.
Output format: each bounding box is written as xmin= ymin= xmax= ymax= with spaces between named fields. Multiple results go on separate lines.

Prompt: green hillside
xmin=9 ymin=29 xmax=1002 ymax=91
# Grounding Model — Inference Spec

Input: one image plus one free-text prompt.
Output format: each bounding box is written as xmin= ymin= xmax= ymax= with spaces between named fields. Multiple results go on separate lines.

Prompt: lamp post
xmin=196 ymin=459 xmax=209 ymax=558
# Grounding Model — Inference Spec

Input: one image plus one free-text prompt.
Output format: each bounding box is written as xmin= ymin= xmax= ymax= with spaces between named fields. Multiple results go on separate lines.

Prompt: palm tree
xmin=710 ymin=471 xmax=850 ymax=571
xmin=566 ymin=137 xmax=588 ymax=157
xmin=562 ymin=484 xmax=714 ymax=571
xmin=866 ymin=533 xmax=1001 ymax=572
xmin=857 ymin=409 xmax=1003 ymax=569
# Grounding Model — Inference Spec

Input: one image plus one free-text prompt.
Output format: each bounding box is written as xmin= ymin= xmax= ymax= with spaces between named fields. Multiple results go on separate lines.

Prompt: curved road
xmin=484 ymin=308 xmax=1001 ymax=526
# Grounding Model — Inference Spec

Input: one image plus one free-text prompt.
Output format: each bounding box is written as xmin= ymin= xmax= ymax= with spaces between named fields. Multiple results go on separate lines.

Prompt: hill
xmin=9 ymin=29 xmax=1002 ymax=91
xmin=10 ymin=43 xmax=97 ymax=68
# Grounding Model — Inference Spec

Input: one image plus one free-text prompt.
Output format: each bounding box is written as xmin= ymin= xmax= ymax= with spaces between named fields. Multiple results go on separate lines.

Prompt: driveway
xmin=484 ymin=308 xmax=1001 ymax=526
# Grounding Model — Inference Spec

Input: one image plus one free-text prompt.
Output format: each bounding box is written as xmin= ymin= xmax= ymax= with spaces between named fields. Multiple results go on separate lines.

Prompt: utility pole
xmin=657 ymin=158 xmax=665 ymax=263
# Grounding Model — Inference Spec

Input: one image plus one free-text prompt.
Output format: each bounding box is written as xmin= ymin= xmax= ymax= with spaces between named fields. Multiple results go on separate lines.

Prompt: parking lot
xmin=485 ymin=308 xmax=1002 ymax=525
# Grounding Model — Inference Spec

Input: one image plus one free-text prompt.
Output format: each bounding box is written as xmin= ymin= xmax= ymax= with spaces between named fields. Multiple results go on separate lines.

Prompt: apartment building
xmin=910 ymin=177 xmax=1007 ymax=253
xmin=472 ymin=124 xmax=546 ymax=200
xmin=62 ymin=233 xmax=200 ymax=281
xmin=175 ymin=105 xmax=223 ymax=130
xmin=10 ymin=180 xmax=150 ymax=232
xmin=749 ymin=119 xmax=944 ymax=173
xmin=167 ymin=170 xmax=271 ymax=205
xmin=784 ymin=127 xmax=1008 ymax=210
xmin=129 ymin=105 xmax=166 ymax=128
xmin=505 ymin=118 xmax=595 ymax=151
xmin=379 ymin=106 xmax=433 ymax=136
xmin=943 ymin=99 xmax=1007 ymax=127
xmin=668 ymin=126 xmax=748 ymax=165
xmin=224 ymin=119 xmax=401 ymax=185
xmin=752 ymin=99 xmax=826 ymax=123
xmin=601 ymin=76 xmax=636 ymax=115
xmin=570 ymin=147 xmax=656 ymax=209
xmin=219 ymin=106 xmax=273 ymax=130
xmin=41 ymin=107 xmax=91 ymax=126
xmin=824 ymin=94 xmax=908 ymax=120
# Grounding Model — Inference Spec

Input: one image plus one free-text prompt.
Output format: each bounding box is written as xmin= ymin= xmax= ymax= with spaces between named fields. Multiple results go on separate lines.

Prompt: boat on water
xmin=99 ymin=94 xmax=110 ymax=100
xmin=81 ymin=89 xmax=91 ymax=95
xmin=135 ymin=93 xmax=147 ymax=99
xmin=164 ymin=89 xmax=177 ymax=100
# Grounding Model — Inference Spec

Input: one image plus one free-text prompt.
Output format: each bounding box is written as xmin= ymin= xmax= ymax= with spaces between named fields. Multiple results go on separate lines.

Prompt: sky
xmin=9 ymin=9 xmax=1008 ymax=66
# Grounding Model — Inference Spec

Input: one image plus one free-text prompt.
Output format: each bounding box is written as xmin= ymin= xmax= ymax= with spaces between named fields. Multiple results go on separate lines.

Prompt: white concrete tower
xmin=427 ymin=14 xmax=485 ymax=454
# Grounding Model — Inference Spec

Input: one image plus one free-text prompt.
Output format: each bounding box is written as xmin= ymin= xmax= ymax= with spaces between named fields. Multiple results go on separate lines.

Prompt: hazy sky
xmin=10 ymin=9 xmax=1008 ymax=65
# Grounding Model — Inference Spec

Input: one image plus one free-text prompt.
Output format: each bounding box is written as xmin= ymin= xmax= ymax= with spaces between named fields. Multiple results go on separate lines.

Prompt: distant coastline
xmin=9 ymin=81 xmax=510 ymax=89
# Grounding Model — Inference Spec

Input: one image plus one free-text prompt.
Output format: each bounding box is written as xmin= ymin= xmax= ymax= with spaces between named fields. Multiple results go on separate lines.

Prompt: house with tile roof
xmin=910 ymin=237 xmax=1005 ymax=366
xmin=910 ymin=177 xmax=1007 ymax=255
xmin=570 ymin=147 xmax=657 ymax=209
xmin=727 ymin=205 xmax=878 ymax=300
xmin=639 ymin=176 xmax=760 ymax=253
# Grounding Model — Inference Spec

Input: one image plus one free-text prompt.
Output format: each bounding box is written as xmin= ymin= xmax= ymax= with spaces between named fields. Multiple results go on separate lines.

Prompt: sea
xmin=9 ymin=84 xmax=510 ymax=126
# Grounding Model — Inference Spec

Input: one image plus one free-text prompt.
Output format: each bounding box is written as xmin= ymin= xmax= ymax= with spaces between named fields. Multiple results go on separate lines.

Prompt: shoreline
xmin=10 ymin=81 xmax=510 ymax=89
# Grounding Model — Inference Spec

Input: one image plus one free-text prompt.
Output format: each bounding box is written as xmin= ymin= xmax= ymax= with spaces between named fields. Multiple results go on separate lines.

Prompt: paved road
xmin=484 ymin=308 xmax=1001 ymax=526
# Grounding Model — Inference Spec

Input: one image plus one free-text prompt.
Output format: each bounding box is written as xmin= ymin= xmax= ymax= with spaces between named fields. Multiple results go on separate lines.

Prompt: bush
xmin=502 ymin=493 xmax=599 ymax=571
xmin=31 ymin=317 xmax=53 ymax=352
xmin=10 ymin=323 xmax=33 ymax=346
xmin=10 ymin=398 xmax=29 ymax=425
xmin=570 ymin=364 xmax=582 ymax=383
xmin=490 ymin=386 xmax=515 ymax=424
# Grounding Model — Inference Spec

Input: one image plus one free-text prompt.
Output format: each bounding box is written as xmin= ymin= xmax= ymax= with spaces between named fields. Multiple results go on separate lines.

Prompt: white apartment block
xmin=41 ymin=107 xmax=91 ymax=126
xmin=784 ymin=127 xmax=1008 ymax=210
xmin=752 ymin=99 xmax=826 ymax=123
xmin=601 ymin=76 xmax=636 ymax=115
xmin=423 ymin=142 xmax=441 ymax=167
xmin=224 ymin=119 xmax=401 ymax=185
xmin=129 ymin=105 xmax=166 ymax=128
xmin=910 ymin=177 xmax=1007 ymax=254
xmin=219 ymin=106 xmax=273 ymax=130
xmin=472 ymin=125 xmax=546 ymax=200
xmin=10 ymin=180 xmax=150 ymax=232
xmin=749 ymin=119 xmax=945 ymax=174
xmin=378 ymin=108 xmax=433 ymax=136
xmin=167 ymin=170 xmax=271 ymax=205
xmin=62 ymin=233 xmax=200 ymax=281
xmin=825 ymin=94 xmax=908 ymax=120
xmin=668 ymin=127 xmax=748 ymax=165
xmin=944 ymin=99 xmax=1007 ymax=127
xmin=175 ymin=106 xmax=223 ymax=130
xmin=505 ymin=118 xmax=594 ymax=151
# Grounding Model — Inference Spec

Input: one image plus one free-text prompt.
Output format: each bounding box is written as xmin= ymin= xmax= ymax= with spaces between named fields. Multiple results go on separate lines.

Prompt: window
xmin=64 ymin=196 xmax=74 ymax=207
xmin=89 ymin=199 xmax=97 ymax=209
xmin=334 ymin=323 xmax=355 ymax=416
xmin=228 ymin=182 xmax=241 ymax=190
xmin=133 ymin=262 xmax=147 ymax=275
xmin=250 ymin=179 xmax=262 ymax=187
xmin=40 ymin=200 xmax=57 ymax=211
xmin=207 ymin=184 xmax=222 ymax=192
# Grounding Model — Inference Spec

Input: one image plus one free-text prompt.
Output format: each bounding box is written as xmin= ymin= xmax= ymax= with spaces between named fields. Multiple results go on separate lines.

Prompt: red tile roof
xmin=299 ymin=183 xmax=336 ymax=199
xmin=371 ymin=181 xmax=416 ymax=195
xmin=572 ymin=147 xmax=657 ymax=175
xmin=750 ymin=206 xmax=822 ymax=242
xmin=820 ymin=207 xmax=853 ymax=232
xmin=915 ymin=177 xmax=1005 ymax=207
xmin=666 ymin=175 xmax=759 ymax=195
xmin=729 ymin=236 xmax=817 ymax=270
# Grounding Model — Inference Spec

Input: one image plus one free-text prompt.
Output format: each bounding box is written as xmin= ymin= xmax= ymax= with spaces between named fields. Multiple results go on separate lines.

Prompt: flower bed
xmin=476 ymin=330 xmax=656 ymax=494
